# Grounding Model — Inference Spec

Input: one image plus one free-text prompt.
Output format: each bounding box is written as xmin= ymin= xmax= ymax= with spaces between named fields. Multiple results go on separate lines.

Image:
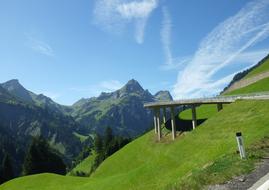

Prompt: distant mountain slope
xmin=71 ymin=79 xmax=172 ymax=137
xmin=0 ymin=85 xmax=18 ymax=103
xmin=0 ymin=80 xmax=85 ymax=175
xmin=1 ymin=79 xmax=35 ymax=103
xmin=1 ymin=79 xmax=173 ymax=138
xmin=1 ymin=79 xmax=70 ymax=114
xmin=0 ymin=100 xmax=83 ymax=175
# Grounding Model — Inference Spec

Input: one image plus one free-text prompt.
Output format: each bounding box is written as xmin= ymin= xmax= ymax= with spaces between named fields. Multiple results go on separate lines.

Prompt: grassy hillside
xmin=225 ymin=77 xmax=269 ymax=95
xmin=2 ymin=100 xmax=269 ymax=190
xmin=0 ymin=173 xmax=89 ymax=190
xmin=180 ymin=104 xmax=220 ymax=120
xmin=68 ymin=151 xmax=96 ymax=176
xmin=245 ymin=57 xmax=269 ymax=78
xmin=222 ymin=54 xmax=269 ymax=93
xmin=222 ymin=55 xmax=269 ymax=95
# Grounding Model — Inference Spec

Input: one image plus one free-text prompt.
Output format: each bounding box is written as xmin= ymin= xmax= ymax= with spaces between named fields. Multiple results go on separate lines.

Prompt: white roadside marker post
xmin=236 ymin=132 xmax=246 ymax=159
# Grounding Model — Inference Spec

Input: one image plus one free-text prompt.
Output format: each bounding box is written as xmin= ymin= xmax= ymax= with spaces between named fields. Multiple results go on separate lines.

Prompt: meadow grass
xmin=179 ymin=104 xmax=220 ymax=120
xmin=68 ymin=151 xmax=96 ymax=176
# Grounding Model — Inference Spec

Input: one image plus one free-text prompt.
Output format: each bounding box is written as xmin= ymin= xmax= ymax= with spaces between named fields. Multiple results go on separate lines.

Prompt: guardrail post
xmin=156 ymin=108 xmax=161 ymax=141
xmin=170 ymin=107 xmax=176 ymax=140
xmin=236 ymin=132 xmax=246 ymax=159
xmin=153 ymin=109 xmax=157 ymax=134
xmin=191 ymin=105 xmax=197 ymax=129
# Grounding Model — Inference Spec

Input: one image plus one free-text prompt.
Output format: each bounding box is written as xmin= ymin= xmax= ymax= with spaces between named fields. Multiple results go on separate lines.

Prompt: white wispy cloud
xmin=173 ymin=0 xmax=269 ymax=99
xmin=93 ymin=0 xmax=158 ymax=44
xmin=159 ymin=7 xmax=191 ymax=71
xmin=69 ymin=80 xmax=123 ymax=97
xmin=161 ymin=7 xmax=172 ymax=65
xmin=159 ymin=56 xmax=192 ymax=70
xmin=27 ymin=36 xmax=54 ymax=56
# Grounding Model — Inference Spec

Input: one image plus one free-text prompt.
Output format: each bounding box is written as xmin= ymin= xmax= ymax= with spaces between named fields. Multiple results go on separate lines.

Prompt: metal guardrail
xmin=220 ymin=91 xmax=269 ymax=97
xmin=144 ymin=97 xmax=235 ymax=108
xmin=144 ymin=91 xmax=269 ymax=108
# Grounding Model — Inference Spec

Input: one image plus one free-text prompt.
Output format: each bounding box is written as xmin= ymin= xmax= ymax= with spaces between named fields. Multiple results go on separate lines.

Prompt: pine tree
xmin=91 ymin=133 xmax=104 ymax=171
xmin=1 ymin=153 xmax=14 ymax=183
xmin=94 ymin=134 xmax=103 ymax=154
xmin=104 ymin=127 xmax=113 ymax=148
xmin=22 ymin=136 xmax=66 ymax=175
xmin=91 ymin=131 xmax=131 ymax=174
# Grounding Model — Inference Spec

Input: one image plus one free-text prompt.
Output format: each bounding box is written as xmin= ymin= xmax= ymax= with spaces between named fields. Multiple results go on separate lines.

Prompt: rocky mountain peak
xmin=154 ymin=90 xmax=173 ymax=101
xmin=2 ymin=79 xmax=22 ymax=89
xmin=1 ymin=79 xmax=34 ymax=103
xmin=120 ymin=79 xmax=144 ymax=94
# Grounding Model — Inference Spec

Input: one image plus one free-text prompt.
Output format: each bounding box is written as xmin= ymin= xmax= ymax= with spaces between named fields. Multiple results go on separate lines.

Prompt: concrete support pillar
xmin=217 ymin=103 xmax=223 ymax=112
xmin=191 ymin=105 xmax=197 ymax=130
xmin=162 ymin=107 xmax=166 ymax=124
xmin=153 ymin=109 xmax=157 ymax=134
xmin=156 ymin=108 xmax=162 ymax=141
xmin=170 ymin=107 xmax=176 ymax=140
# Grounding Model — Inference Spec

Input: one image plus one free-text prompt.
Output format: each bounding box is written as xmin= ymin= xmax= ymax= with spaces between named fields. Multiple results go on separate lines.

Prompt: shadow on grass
xmin=165 ymin=117 xmax=207 ymax=132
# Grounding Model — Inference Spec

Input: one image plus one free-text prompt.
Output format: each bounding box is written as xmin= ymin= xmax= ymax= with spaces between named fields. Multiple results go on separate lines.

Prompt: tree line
xmin=0 ymin=127 xmax=131 ymax=183
xmin=0 ymin=136 xmax=66 ymax=185
xmin=91 ymin=127 xmax=130 ymax=174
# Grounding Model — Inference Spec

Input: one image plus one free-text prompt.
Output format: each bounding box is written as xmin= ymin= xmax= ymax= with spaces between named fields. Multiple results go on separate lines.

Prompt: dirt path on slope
xmin=225 ymin=71 xmax=269 ymax=93
xmin=207 ymin=156 xmax=269 ymax=190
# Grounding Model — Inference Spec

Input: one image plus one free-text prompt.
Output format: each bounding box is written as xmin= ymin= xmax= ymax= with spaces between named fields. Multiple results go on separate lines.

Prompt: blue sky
xmin=1 ymin=0 xmax=269 ymax=105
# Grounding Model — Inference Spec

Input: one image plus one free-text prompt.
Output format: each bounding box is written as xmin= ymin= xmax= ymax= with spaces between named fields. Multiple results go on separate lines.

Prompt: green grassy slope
xmin=179 ymin=104 xmax=220 ymax=120
xmin=225 ymin=77 xmax=269 ymax=95
xmin=245 ymin=57 xmax=269 ymax=78
xmin=0 ymin=173 xmax=89 ymax=190
xmin=2 ymin=100 xmax=269 ymax=190
xmin=68 ymin=151 xmax=96 ymax=176
xmin=222 ymin=55 xmax=269 ymax=95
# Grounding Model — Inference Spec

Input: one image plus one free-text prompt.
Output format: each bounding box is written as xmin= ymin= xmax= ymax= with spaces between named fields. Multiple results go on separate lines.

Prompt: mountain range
xmin=71 ymin=79 xmax=172 ymax=137
xmin=0 ymin=79 xmax=172 ymax=175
